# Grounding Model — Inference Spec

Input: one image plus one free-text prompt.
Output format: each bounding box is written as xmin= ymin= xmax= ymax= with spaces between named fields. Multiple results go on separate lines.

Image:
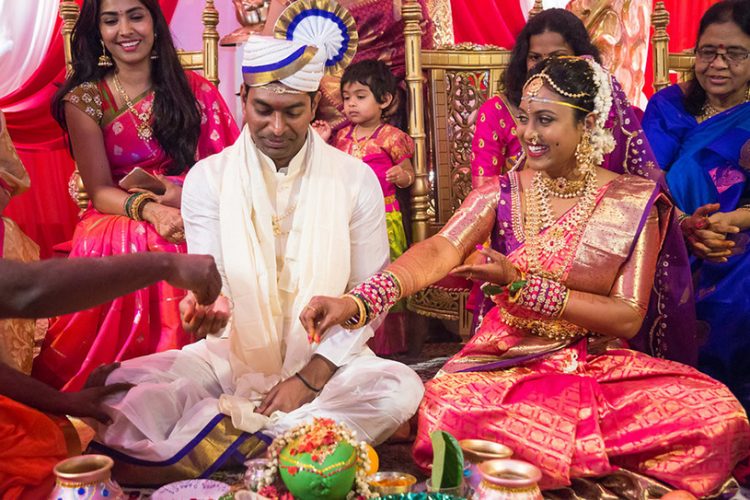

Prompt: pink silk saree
xmin=32 ymin=72 xmax=239 ymax=391
xmin=413 ymin=172 xmax=750 ymax=497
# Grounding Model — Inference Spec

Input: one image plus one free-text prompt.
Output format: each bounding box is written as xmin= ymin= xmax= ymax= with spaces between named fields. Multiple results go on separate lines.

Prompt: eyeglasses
xmin=695 ymin=46 xmax=750 ymax=64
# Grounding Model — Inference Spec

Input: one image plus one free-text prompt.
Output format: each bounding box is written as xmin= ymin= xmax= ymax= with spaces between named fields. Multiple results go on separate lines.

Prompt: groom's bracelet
xmin=295 ymin=372 xmax=322 ymax=393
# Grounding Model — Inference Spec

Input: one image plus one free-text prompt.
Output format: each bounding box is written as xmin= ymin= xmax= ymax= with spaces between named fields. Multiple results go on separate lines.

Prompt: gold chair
xmin=651 ymin=1 xmax=695 ymax=92
xmin=402 ymin=0 xmax=511 ymax=340
xmin=58 ymin=0 xmax=221 ymax=210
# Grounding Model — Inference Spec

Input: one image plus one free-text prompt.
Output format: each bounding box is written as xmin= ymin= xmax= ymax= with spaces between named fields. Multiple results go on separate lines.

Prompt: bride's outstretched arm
xmin=300 ymin=179 xmax=500 ymax=339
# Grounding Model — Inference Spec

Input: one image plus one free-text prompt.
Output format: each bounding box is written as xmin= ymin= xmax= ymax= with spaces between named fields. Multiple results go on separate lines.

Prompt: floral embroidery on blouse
xmin=65 ymin=81 xmax=104 ymax=124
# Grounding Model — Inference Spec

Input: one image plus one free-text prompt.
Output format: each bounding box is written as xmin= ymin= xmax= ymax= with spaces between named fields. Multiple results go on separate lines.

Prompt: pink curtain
xmin=1 ymin=0 xmax=179 ymax=258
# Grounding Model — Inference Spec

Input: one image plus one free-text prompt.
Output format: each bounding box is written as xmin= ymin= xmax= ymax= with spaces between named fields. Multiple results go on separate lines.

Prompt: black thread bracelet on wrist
xmin=295 ymin=372 xmax=323 ymax=393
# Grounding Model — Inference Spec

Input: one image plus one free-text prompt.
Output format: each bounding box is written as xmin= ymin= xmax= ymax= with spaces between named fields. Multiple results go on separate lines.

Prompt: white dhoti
xmin=93 ymin=337 xmax=422 ymax=464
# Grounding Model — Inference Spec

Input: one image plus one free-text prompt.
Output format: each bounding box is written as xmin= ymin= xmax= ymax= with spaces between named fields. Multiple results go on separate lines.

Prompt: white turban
xmin=241 ymin=0 xmax=359 ymax=93
xmin=241 ymin=35 xmax=324 ymax=92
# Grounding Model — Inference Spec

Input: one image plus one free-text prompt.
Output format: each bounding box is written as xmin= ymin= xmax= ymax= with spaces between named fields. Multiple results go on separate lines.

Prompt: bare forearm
xmin=388 ymin=236 xmax=463 ymax=297
xmin=0 ymin=253 xmax=180 ymax=318
xmin=89 ymin=185 xmax=131 ymax=216
xmin=561 ymin=291 xmax=644 ymax=340
xmin=0 ymin=362 xmax=72 ymax=414
xmin=298 ymin=354 xmax=338 ymax=389
xmin=729 ymin=208 xmax=750 ymax=231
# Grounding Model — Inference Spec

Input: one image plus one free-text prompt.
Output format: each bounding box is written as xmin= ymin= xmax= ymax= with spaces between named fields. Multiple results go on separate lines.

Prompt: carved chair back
xmin=651 ymin=1 xmax=695 ymax=92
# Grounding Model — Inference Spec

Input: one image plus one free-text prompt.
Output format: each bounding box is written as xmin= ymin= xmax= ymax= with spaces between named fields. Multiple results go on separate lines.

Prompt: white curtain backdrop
xmin=0 ymin=0 xmax=59 ymax=99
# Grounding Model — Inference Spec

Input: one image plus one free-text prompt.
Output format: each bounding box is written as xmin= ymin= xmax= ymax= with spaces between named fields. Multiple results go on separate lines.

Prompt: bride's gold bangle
xmin=341 ymin=293 xmax=367 ymax=330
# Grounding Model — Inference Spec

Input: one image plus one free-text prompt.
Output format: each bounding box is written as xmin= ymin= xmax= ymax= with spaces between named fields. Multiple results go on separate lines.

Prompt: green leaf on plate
xmin=430 ymin=430 xmax=464 ymax=490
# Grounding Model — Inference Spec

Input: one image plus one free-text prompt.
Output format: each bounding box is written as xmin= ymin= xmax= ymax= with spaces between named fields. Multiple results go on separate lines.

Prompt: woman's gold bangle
xmin=341 ymin=293 xmax=367 ymax=330
xmin=402 ymin=170 xmax=415 ymax=187
xmin=556 ymin=289 xmax=571 ymax=318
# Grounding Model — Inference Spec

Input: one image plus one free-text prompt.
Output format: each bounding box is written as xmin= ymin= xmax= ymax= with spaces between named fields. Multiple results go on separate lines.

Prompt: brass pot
xmin=50 ymin=454 xmax=124 ymax=500
xmin=475 ymin=459 xmax=542 ymax=500
xmin=459 ymin=439 xmax=513 ymax=464
xmin=367 ymin=471 xmax=417 ymax=495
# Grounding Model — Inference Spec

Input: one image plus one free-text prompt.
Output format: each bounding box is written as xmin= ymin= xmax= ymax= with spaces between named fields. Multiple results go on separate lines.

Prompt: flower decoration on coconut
xmin=259 ymin=418 xmax=374 ymax=500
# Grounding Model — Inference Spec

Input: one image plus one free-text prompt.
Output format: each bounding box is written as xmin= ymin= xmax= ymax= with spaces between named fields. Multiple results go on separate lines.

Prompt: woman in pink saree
xmin=31 ymin=0 xmax=238 ymax=391
xmin=301 ymin=57 xmax=750 ymax=497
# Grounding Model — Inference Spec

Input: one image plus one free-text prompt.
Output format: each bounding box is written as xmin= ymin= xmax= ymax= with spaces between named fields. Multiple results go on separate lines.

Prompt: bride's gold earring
xmin=98 ymin=40 xmax=113 ymax=68
xmin=574 ymin=130 xmax=594 ymax=176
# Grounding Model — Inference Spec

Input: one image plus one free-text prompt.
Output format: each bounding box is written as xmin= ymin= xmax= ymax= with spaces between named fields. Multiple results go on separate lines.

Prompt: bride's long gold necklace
xmin=525 ymin=170 xmax=599 ymax=280
xmin=112 ymin=73 xmax=153 ymax=141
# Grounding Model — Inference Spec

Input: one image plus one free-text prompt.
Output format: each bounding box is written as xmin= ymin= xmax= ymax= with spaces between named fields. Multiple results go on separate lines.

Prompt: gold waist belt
xmin=499 ymin=308 xmax=587 ymax=341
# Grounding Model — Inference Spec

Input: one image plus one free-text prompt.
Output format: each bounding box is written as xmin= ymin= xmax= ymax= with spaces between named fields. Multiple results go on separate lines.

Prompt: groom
xmin=91 ymin=34 xmax=424 ymax=482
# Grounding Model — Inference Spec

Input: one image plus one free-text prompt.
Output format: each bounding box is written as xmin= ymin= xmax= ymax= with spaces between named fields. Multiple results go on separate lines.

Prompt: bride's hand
xmin=450 ymin=247 xmax=520 ymax=285
xmin=299 ymin=295 xmax=359 ymax=343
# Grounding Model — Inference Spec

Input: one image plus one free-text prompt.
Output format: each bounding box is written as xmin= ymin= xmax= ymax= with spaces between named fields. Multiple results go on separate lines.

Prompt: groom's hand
xmin=255 ymin=355 xmax=337 ymax=416
xmin=180 ymin=293 xmax=231 ymax=339
xmin=256 ymin=376 xmax=316 ymax=416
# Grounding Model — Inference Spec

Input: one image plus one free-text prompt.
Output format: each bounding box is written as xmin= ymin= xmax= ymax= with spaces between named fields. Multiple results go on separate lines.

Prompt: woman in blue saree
xmin=642 ymin=0 xmax=750 ymax=412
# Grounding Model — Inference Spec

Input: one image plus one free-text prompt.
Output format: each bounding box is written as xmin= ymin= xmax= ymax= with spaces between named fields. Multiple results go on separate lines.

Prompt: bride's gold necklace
xmin=112 ymin=73 xmax=153 ymax=141
xmin=524 ymin=170 xmax=598 ymax=280
xmin=538 ymin=173 xmax=587 ymax=199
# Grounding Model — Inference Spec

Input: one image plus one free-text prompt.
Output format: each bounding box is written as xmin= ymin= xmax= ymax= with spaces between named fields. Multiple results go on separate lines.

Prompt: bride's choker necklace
xmin=538 ymin=172 xmax=588 ymax=198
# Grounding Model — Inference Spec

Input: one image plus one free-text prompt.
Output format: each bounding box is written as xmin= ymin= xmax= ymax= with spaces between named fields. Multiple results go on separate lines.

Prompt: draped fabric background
xmin=0 ymin=0 xmax=59 ymax=99
xmin=0 ymin=0 xmax=178 ymax=257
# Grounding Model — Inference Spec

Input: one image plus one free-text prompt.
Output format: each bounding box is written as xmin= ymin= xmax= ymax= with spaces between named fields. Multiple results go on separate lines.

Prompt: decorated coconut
xmin=260 ymin=418 xmax=373 ymax=499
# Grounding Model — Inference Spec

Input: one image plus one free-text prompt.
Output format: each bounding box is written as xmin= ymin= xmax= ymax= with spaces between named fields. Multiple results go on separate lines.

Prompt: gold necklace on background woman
xmin=697 ymin=84 xmax=750 ymax=123
xmin=112 ymin=73 xmax=154 ymax=141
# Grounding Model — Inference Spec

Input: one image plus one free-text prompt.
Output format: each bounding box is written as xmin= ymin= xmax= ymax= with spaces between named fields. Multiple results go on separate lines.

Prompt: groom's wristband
xmin=295 ymin=372 xmax=322 ymax=393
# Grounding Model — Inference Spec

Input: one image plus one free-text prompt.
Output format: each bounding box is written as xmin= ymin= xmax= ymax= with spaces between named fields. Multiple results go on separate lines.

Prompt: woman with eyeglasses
xmin=643 ymin=0 xmax=750 ymax=414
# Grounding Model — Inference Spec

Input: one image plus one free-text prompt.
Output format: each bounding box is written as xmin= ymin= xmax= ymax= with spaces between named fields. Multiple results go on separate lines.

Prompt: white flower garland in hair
xmin=584 ymin=57 xmax=615 ymax=167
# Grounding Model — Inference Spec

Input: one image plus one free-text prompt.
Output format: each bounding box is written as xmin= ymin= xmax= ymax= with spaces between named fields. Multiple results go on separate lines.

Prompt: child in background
xmin=314 ymin=59 xmax=415 ymax=355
